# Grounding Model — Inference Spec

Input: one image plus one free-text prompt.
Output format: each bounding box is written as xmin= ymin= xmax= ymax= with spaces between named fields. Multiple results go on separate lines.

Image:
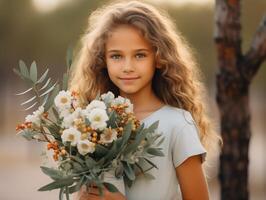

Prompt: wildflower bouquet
xmin=14 ymin=60 xmax=164 ymax=199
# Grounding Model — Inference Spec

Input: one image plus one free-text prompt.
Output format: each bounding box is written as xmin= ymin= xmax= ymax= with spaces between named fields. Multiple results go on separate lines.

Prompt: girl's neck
xmin=120 ymin=89 xmax=164 ymax=113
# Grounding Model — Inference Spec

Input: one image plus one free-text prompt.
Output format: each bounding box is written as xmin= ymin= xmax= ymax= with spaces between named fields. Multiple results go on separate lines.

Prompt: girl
xmin=69 ymin=0 xmax=221 ymax=199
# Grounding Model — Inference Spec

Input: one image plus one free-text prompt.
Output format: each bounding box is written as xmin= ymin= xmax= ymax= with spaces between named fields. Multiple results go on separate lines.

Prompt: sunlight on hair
xmin=148 ymin=0 xmax=213 ymax=6
xmin=32 ymin=0 xmax=73 ymax=13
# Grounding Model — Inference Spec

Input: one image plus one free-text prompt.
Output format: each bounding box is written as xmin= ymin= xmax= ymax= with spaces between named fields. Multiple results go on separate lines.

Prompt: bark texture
xmin=214 ymin=0 xmax=266 ymax=199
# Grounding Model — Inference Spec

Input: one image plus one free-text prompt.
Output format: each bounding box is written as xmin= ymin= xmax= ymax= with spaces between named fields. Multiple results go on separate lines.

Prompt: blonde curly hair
xmin=69 ymin=0 xmax=222 ymax=156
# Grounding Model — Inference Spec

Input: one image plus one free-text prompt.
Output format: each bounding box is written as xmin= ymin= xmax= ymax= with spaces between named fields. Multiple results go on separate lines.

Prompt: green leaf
xmin=65 ymin=186 xmax=70 ymax=200
xmin=40 ymin=166 xmax=64 ymax=180
xmin=123 ymin=173 xmax=133 ymax=188
xmin=103 ymin=182 xmax=119 ymax=193
xmin=107 ymin=111 xmax=118 ymax=128
xmin=68 ymin=176 xmax=86 ymax=193
xmin=19 ymin=60 xmax=29 ymax=78
xmin=146 ymin=148 xmax=164 ymax=157
xmin=62 ymin=73 xmax=68 ymax=91
xmin=44 ymin=84 xmax=59 ymax=112
xmin=59 ymin=188 xmax=64 ymax=200
xmin=146 ymin=120 xmax=159 ymax=133
xmin=85 ymin=156 xmax=97 ymax=168
xmin=52 ymin=107 xmax=60 ymax=120
xmin=66 ymin=46 xmax=73 ymax=70
xmin=38 ymin=178 xmax=74 ymax=191
xmin=94 ymin=144 xmax=109 ymax=158
xmin=120 ymin=121 xmax=132 ymax=147
xmin=122 ymin=162 xmax=135 ymax=181
xmin=30 ymin=61 xmax=37 ymax=82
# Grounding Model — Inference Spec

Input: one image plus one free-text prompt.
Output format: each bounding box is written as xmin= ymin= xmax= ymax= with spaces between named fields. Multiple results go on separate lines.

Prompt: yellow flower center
xmin=60 ymin=97 xmax=68 ymax=104
xmin=68 ymin=134 xmax=74 ymax=141
xmin=81 ymin=143 xmax=89 ymax=149
xmin=94 ymin=116 xmax=101 ymax=122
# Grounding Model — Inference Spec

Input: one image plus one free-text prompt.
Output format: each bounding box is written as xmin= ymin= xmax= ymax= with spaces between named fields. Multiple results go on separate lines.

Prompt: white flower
xmin=86 ymin=100 xmax=106 ymax=112
xmin=88 ymin=108 xmax=108 ymax=130
xmin=59 ymin=109 xmax=71 ymax=118
xmin=25 ymin=106 xmax=44 ymax=126
xmin=99 ymin=128 xmax=118 ymax=144
xmin=101 ymin=91 xmax=115 ymax=103
xmin=112 ymin=96 xmax=126 ymax=105
xmin=61 ymin=127 xmax=81 ymax=146
xmin=54 ymin=90 xmax=72 ymax=110
xmin=125 ymin=99 xmax=134 ymax=113
xmin=62 ymin=107 xmax=84 ymax=128
xmin=77 ymin=140 xmax=95 ymax=155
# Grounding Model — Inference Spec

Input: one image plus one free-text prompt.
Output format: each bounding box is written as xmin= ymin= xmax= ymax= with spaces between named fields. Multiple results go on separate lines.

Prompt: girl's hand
xmin=77 ymin=185 xmax=126 ymax=200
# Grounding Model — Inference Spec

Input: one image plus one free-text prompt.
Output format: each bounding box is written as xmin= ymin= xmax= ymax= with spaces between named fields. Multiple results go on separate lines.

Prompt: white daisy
xmin=112 ymin=96 xmax=126 ymax=106
xmin=88 ymin=108 xmax=108 ymax=130
xmin=77 ymin=140 xmax=95 ymax=155
xmin=99 ymin=128 xmax=118 ymax=144
xmin=125 ymin=99 xmax=134 ymax=113
xmin=54 ymin=90 xmax=72 ymax=110
xmin=101 ymin=91 xmax=115 ymax=103
xmin=25 ymin=106 xmax=44 ymax=126
xmin=62 ymin=107 xmax=84 ymax=128
xmin=86 ymin=100 xmax=106 ymax=112
xmin=61 ymin=127 xmax=81 ymax=146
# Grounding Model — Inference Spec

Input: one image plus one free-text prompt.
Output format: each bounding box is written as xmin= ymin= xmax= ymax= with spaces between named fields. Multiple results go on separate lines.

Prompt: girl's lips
xmin=119 ymin=77 xmax=140 ymax=80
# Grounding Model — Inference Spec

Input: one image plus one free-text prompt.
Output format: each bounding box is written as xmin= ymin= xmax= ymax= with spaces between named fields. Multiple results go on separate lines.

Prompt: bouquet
xmin=14 ymin=59 xmax=165 ymax=199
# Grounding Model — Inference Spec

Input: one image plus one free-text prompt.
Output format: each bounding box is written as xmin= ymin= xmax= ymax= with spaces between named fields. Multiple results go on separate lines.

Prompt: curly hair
xmin=69 ymin=0 xmax=222 ymax=156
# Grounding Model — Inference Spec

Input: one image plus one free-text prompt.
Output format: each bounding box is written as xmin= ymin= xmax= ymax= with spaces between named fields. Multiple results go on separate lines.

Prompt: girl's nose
xmin=122 ymin=58 xmax=134 ymax=73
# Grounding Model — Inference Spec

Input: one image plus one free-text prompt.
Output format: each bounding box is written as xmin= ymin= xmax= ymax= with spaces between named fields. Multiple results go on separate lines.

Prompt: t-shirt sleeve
xmin=171 ymin=111 xmax=207 ymax=168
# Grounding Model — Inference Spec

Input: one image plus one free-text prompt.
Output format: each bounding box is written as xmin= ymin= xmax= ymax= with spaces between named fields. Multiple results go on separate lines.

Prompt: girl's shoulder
xmin=143 ymin=104 xmax=196 ymax=130
xmin=159 ymin=105 xmax=195 ymax=126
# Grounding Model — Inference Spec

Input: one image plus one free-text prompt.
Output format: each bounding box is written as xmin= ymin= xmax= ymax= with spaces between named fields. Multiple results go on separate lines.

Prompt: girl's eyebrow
xmin=107 ymin=48 xmax=150 ymax=53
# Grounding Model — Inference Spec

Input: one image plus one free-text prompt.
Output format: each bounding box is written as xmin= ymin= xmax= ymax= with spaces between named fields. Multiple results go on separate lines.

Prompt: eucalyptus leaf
xmin=103 ymin=182 xmax=119 ymax=193
xmin=59 ymin=188 xmax=64 ymax=200
xmin=30 ymin=61 xmax=37 ymax=82
xmin=122 ymin=162 xmax=135 ymax=181
xmin=68 ymin=176 xmax=85 ymax=193
xmin=66 ymin=46 xmax=73 ymax=70
xmin=62 ymin=73 xmax=68 ymax=91
xmin=19 ymin=60 xmax=29 ymax=78
xmin=38 ymin=178 xmax=74 ymax=191
xmin=40 ymin=166 xmax=65 ymax=180
xmin=44 ymin=84 xmax=60 ymax=112
xmin=85 ymin=156 xmax=97 ymax=168
xmin=146 ymin=148 xmax=164 ymax=157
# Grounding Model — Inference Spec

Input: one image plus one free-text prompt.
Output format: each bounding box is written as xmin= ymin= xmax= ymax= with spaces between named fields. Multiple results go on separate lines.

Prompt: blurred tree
xmin=214 ymin=0 xmax=266 ymax=199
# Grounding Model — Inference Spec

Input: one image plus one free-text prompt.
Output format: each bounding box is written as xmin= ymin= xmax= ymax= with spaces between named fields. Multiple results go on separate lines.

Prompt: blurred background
xmin=0 ymin=0 xmax=265 ymax=199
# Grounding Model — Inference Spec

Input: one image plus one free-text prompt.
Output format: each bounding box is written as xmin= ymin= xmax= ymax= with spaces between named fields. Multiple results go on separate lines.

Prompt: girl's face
xmin=105 ymin=24 xmax=157 ymax=97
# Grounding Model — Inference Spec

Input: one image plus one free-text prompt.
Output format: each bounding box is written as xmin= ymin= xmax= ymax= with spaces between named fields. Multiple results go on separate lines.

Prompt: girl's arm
xmin=175 ymin=155 xmax=209 ymax=200
xmin=76 ymin=186 xmax=126 ymax=200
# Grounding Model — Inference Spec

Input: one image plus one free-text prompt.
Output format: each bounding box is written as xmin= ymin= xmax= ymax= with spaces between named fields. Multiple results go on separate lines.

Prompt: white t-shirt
xmin=125 ymin=105 xmax=207 ymax=200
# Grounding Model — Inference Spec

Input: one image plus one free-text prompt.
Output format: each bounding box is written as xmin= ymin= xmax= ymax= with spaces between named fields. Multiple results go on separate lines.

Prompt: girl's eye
xmin=110 ymin=54 xmax=122 ymax=60
xmin=136 ymin=53 xmax=146 ymax=59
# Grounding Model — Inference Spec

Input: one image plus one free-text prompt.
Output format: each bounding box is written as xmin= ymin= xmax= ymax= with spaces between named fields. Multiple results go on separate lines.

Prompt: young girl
xmin=69 ymin=1 xmax=221 ymax=199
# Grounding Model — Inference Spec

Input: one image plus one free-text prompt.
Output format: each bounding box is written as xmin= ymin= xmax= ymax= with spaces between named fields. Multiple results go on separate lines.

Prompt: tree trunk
xmin=214 ymin=0 xmax=266 ymax=199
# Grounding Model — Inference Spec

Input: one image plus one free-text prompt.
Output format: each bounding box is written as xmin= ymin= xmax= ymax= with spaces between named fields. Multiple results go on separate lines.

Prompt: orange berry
xmin=92 ymin=137 xmax=97 ymax=142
